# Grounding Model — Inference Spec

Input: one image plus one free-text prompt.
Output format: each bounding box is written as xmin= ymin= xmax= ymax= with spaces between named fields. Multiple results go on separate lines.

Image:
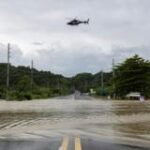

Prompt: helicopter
xmin=67 ymin=18 xmax=89 ymax=26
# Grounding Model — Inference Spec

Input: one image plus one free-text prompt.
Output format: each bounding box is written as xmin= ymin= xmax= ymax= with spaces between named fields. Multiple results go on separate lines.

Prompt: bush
xmin=16 ymin=91 xmax=32 ymax=101
xmin=0 ymin=87 xmax=6 ymax=99
xmin=95 ymin=87 xmax=110 ymax=96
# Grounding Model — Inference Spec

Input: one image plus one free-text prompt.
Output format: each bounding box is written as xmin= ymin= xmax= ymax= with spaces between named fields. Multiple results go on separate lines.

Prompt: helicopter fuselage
xmin=67 ymin=19 xmax=89 ymax=26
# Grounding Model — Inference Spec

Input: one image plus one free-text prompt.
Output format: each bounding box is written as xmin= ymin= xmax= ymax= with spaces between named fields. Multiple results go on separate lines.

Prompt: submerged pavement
xmin=0 ymin=137 xmax=149 ymax=150
xmin=0 ymin=95 xmax=150 ymax=149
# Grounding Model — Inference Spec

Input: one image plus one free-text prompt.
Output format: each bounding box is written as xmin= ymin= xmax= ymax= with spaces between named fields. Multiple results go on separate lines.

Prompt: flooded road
xmin=0 ymin=96 xmax=150 ymax=149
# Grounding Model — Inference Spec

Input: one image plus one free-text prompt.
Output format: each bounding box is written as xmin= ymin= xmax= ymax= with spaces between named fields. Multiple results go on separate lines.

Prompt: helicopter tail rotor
xmin=86 ymin=18 xmax=89 ymax=24
xmin=84 ymin=19 xmax=89 ymax=24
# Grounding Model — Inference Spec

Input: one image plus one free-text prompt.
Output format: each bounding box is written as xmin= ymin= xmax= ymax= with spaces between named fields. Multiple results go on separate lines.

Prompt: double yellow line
xmin=61 ymin=137 xmax=69 ymax=150
xmin=75 ymin=137 xmax=82 ymax=150
xmin=60 ymin=137 xmax=82 ymax=150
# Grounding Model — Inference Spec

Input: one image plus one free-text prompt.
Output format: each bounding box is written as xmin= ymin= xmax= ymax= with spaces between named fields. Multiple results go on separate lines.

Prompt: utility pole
xmin=112 ymin=58 xmax=115 ymax=99
xmin=6 ymin=43 xmax=10 ymax=100
xmin=101 ymin=70 xmax=104 ymax=95
xmin=58 ymin=76 xmax=61 ymax=96
xmin=31 ymin=60 xmax=33 ymax=89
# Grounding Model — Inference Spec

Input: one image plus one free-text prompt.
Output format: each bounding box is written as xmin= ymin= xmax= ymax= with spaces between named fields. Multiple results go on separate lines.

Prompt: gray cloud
xmin=31 ymin=45 xmax=150 ymax=76
xmin=0 ymin=43 xmax=150 ymax=77
xmin=0 ymin=43 xmax=29 ymax=67
xmin=0 ymin=0 xmax=150 ymax=76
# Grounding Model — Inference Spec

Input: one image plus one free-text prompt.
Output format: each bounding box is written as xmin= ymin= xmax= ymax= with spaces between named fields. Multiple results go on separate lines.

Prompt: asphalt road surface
xmin=0 ymin=95 xmax=150 ymax=150
xmin=0 ymin=137 xmax=149 ymax=150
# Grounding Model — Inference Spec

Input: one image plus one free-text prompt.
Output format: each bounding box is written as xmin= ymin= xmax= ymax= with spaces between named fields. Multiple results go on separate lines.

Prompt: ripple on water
xmin=0 ymin=99 xmax=149 ymax=144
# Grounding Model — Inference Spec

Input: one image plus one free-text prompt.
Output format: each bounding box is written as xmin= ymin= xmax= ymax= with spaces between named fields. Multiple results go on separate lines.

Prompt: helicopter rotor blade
xmin=65 ymin=17 xmax=73 ymax=20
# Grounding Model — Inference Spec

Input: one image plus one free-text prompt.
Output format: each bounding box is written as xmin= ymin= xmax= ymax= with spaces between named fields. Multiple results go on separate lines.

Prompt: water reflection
xmin=0 ymin=99 xmax=149 ymax=147
xmin=110 ymin=101 xmax=150 ymax=141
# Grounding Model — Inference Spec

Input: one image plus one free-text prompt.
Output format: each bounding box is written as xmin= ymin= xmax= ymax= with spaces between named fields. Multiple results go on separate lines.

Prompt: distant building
xmin=90 ymin=89 xmax=96 ymax=95
xmin=126 ymin=92 xmax=141 ymax=100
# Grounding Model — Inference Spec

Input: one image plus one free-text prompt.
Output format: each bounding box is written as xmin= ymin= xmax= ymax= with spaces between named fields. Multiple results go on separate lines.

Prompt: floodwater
xmin=0 ymin=96 xmax=150 ymax=149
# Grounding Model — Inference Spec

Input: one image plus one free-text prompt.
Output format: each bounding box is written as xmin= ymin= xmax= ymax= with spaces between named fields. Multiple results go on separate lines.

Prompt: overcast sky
xmin=0 ymin=0 xmax=150 ymax=76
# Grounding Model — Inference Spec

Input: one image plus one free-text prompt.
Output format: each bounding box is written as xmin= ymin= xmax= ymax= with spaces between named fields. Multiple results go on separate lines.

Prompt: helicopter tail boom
xmin=83 ymin=19 xmax=89 ymax=24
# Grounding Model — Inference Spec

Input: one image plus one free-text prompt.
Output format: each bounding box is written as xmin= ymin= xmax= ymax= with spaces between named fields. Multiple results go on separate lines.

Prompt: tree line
xmin=113 ymin=55 xmax=150 ymax=99
xmin=0 ymin=54 xmax=150 ymax=100
xmin=0 ymin=63 xmax=112 ymax=100
xmin=0 ymin=64 xmax=72 ymax=100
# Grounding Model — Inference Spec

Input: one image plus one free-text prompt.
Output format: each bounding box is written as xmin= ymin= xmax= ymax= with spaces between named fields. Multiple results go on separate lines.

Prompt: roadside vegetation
xmin=0 ymin=55 xmax=150 ymax=100
xmin=0 ymin=64 xmax=72 ymax=100
xmin=113 ymin=55 xmax=150 ymax=99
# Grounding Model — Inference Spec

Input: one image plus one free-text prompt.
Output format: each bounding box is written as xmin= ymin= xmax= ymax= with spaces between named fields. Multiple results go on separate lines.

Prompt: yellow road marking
xmin=60 ymin=137 xmax=69 ymax=150
xmin=75 ymin=137 xmax=82 ymax=150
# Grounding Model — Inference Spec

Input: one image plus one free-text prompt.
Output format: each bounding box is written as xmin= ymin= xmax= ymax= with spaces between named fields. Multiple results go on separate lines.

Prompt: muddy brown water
xmin=0 ymin=97 xmax=150 ymax=148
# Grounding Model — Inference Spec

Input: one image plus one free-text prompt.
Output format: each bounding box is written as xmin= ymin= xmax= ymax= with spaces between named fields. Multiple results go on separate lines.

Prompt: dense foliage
xmin=0 ymin=63 xmax=112 ymax=100
xmin=0 ymin=63 xmax=72 ymax=100
xmin=0 ymin=55 xmax=149 ymax=100
xmin=72 ymin=72 xmax=112 ymax=95
xmin=113 ymin=55 xmax=150 ymax=98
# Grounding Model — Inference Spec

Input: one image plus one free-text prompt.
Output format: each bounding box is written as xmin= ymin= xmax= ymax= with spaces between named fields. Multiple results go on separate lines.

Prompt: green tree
xmin=73 ymin=73 xmax=93 ymax=92
xmin=0 ymin=63 xmax=113 ymax=100
xmin=113 ymin=55 xmax=150 ymax=98
xmin=17 ymin=75 xmax=31 ymax=92
xmin=16 ymin=75 xmax=32 ymax=100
